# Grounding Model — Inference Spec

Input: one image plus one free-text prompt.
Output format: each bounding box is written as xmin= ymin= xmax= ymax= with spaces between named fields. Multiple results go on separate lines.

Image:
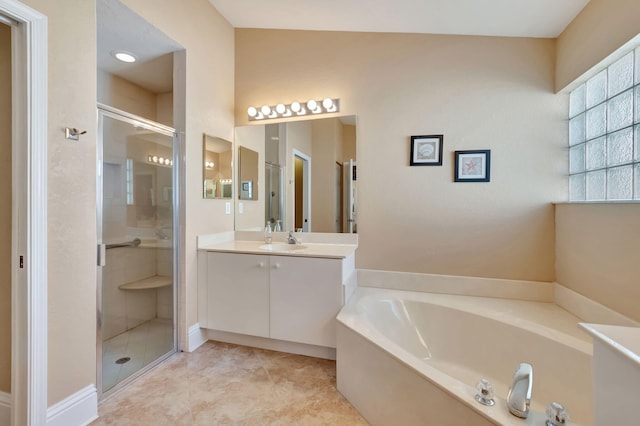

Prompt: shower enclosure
xmin=97 ymin=105 xmax=178 ymax=396
xmin=265 ymin=163 xmax=284 ymax=228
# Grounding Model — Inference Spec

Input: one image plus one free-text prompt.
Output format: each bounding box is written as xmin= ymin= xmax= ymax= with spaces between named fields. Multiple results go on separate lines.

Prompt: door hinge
xmin=19 ymin=255 xmax=24 ymax=269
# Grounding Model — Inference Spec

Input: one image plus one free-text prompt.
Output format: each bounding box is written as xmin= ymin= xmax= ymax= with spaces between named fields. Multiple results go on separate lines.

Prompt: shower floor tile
xmin=102 ymin=318 xmax=174 ymax=392
xmin=92 ymin=340 xmax=368 ymax=425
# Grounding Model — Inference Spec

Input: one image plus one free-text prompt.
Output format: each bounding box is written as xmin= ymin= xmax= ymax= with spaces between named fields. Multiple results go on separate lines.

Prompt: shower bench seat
xmin=118 ymin=275 xmax=172 ymax=291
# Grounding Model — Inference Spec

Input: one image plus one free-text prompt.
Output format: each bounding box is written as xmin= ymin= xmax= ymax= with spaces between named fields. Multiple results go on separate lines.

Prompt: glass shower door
xmin=97 ymin=107 xmax=177 ymax=396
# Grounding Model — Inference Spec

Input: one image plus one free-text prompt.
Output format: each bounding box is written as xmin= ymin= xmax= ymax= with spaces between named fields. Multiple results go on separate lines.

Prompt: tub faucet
xmin=507 ymin=362 xmax=533 ymax=419
xmin=287 ymin=230 xmax=300 ymax=244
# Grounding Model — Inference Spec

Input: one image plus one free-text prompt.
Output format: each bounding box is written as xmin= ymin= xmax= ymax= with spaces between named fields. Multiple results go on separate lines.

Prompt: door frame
xmin=96 ymin=104 xmax=180 ymax=399
xmin=292 ymin=149 xmax=311 ymax=232
xmin=1 ymin=0 xmax=48 ymax=425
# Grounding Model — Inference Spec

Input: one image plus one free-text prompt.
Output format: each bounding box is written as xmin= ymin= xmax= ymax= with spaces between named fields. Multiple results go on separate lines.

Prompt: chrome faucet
xmin=507 ymin=363 xmax=533 ymax=418
xmin=287 ymin=230 xmax=300 ymax=244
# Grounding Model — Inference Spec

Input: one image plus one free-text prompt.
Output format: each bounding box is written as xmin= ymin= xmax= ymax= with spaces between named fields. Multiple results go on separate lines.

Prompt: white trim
xmin=46 ymin=386 xmax=97 ymax=426
xmin=187 ymin=323 xmax=207 ymax=353
xmin=554 ymin=283 xmax=640 ymax=327
xmin=0 ymin=1 xmax=48 ymax=425
xmin=206 ymin=329 xmax=336 ymax=360
xmin=292 ymin=149 xmax=311 ymax=232
xmin=0 ymin=392 xmax=10 ymax=426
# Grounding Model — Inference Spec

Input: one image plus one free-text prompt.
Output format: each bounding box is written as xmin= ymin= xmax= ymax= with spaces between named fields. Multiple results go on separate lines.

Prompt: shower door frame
xmin=96 ymin=104 xmax=181 ymax=399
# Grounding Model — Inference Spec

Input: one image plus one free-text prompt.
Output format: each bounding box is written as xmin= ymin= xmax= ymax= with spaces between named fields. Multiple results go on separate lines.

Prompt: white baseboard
xmin=554 ymin=283 xmax=640 ymax=327
xmin=187 ymin=323 xmax=207 ymax=353
xmin=206 ymin=329 xmax=336 ymax=360
xmin=46 ymin=385 xmax=97 ymax=426
xmin=0 ymin=392 xmax=10 ymax=426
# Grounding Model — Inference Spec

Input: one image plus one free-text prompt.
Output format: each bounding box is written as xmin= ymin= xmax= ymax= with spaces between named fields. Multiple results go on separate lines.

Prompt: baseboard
xmin=46 ymin=385 xmax=97 ymax=426
xmin=187 ymin=323 xmax=207 ymax=353
xmin=554 ymin=283 xmax=640 ymax=327
xmin=0 ymin=392 xmax=10 ymax=426
xmin=206 ymin=329 xmax=336 ymax=360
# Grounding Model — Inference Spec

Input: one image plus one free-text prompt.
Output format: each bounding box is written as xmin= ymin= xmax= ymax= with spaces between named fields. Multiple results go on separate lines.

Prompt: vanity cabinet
xmin=203 ymin=251 xmax=351 ymax=348
xmin=206 ymin=252 xmax=270 ymax=338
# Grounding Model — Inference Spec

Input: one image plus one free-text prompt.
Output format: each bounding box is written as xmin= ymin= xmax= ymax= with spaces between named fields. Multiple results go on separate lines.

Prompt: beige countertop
xmin=198 ymin=239 xmax=357 ymax=259
xmin=198 ymin=233 xmax=358 ymax=259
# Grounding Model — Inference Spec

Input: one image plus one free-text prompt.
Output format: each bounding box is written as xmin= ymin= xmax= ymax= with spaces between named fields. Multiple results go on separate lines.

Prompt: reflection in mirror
xmin=234 ymin=116 xmax=357 ymax=233
xmin=238 ymin=146 xmax=259 ymax=200
xmin=202 ymin=134 xmax=233 ymax=199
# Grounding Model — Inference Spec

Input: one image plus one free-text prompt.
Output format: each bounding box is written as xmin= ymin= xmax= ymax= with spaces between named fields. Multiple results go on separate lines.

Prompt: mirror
xmin=202 ymin=134 xmax=233 ymax=199
xmin=238 ymin=146 xmax=259 ymax=200
xmin=234 ymin=115 xmax=357 ymax=233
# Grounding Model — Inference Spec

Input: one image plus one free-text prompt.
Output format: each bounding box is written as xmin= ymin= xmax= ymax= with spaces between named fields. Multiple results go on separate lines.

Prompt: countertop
xmin=197 ymin=231 xmax=358 ymax=259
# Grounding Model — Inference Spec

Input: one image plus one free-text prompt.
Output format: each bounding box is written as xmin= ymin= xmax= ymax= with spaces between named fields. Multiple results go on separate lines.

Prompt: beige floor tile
xmin=92 ymin=340 xmax=368 ymax=426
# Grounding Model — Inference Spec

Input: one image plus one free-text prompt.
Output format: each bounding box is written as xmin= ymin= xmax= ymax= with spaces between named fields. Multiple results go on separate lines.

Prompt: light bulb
xmin=113 ymin=51 xmax=136 ymax=63
xmin=247 ymin=106 xmax=257 ymax=117
xmin=261 ymin=105 xmax=271 ymax=115
xmin=322 ymin=98 xmax=333 ymax=109
xmin=276 ymin=103 xmax=286 ymax=114
xmin=291 ymin=102 xmax=301 ymax=112
xmin=152 ymin=156 xmax=158 ymax=162
xmin=307 ymin=99 xmax=318 ymax=110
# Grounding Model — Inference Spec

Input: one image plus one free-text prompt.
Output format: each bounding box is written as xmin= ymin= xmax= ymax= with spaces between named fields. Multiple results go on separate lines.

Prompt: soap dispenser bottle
xmin=264 ymin=222 xmax=272 ymax=244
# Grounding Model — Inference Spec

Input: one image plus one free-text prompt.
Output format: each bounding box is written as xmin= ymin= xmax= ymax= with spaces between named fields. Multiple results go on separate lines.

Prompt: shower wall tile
xmin=126 ymin=290 xmax=157 ymax=330
xmin=156 ymin=286 xmax=173 ymax=319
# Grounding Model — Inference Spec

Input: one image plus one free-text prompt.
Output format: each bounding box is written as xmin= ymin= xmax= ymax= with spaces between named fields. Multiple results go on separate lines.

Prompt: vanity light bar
xmin=247 ymin=98 xmax=340 ymax=121
xmin=148 ymin=155 xmax=173 ymax=167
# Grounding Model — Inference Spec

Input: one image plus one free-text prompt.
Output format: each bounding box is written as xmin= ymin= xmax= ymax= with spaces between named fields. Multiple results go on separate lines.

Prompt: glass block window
xmin=569 ymin=49 xmax=640 ymax=201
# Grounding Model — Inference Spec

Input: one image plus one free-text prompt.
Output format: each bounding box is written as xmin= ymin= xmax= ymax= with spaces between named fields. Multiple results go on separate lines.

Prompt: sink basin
xmin=259 ymin=243 xmax=307 ymax=252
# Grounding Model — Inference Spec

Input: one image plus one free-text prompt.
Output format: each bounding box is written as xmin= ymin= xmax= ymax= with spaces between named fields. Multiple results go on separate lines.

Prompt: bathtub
xmin=336 ymin=287 xmax=593 ymax=425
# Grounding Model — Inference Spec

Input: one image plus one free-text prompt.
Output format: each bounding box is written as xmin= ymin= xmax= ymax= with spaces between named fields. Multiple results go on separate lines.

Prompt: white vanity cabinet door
xmin=269 ymin=256 xmax=342 ymax=347
xmin=207 ymin=252 xmax=270 ymax=338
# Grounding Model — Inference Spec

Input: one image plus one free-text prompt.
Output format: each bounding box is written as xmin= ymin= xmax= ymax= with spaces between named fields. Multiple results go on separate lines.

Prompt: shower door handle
xmin=97 ymin=243 xmax=106 ymax=266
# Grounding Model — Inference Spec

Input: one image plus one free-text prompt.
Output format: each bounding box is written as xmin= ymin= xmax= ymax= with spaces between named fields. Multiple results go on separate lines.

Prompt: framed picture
xmin=410 ymin=135 xmax=443 ymax=166
xmin=454 ymin=150 xmax=491 ymax=182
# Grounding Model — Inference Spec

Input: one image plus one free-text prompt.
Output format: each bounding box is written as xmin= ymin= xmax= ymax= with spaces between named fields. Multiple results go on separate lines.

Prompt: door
xmin=97 ymin=106 xmax=177 ymax=397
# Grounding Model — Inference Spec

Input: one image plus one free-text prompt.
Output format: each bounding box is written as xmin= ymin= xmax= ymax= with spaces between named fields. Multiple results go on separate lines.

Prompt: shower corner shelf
xmin=118 ymin=275 xmax=172 ymax=291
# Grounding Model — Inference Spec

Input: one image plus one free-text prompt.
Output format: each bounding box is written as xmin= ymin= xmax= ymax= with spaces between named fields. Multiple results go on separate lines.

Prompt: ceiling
xmin=209 ymin=0 xmax=590 ymax=38
xmin=97 ymin=0 xmax=182 ymax=93
xmin=98 ymin=0 xmax=591 ymax=95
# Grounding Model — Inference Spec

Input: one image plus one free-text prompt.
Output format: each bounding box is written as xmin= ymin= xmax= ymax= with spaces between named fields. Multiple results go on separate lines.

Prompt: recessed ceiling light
xmin=112 ymin=51 xmax=136 ymax=63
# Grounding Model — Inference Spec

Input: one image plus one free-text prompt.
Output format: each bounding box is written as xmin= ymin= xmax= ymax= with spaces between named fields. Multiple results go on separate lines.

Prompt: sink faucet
xmin=507 ymin=363 xmax=533 ymax=418
xmin=155 ymin=227 xmax=171 ymax=240
xmin=287 ymin=230 xmax=300 ymax=245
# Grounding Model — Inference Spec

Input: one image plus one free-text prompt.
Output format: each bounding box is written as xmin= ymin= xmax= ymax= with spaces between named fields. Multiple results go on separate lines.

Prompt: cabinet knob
xmin=273 ymin=263 xmax=281 ymax=269
xmin=258 ymin=262 xmax=265 ymax=268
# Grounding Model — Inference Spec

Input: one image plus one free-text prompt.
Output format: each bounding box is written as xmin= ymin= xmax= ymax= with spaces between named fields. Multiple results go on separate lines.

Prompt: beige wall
xmin=236 ymin=30 xmax=565 ymax=281
xmin=0 ymin=22 xmax=11 ymax=395
xmin=311 ymin=118 xmax=342 ymax=233
xmin=554 ymin=0 xmax=640 ymax=322
xmin=556 ymin=203 xmax=640 ymax=322
xmin=21 ymin=0 xmax=98 ymax=405
xmin=342 ymin=124 xmax=356 ymax=163
xmin=120 ymin=0 xmax=235 ymax=346
xmin=18 ymin=0 xmax=234 ymax=406
xmin=556 ymin=0 xmax=640 ymax=91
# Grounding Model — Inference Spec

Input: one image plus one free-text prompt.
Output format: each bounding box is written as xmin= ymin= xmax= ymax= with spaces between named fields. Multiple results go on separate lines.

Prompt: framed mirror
xmin=238 ymin=146 xmax=259 ymax=201
xmin=202 ymin=134 xmax=233 ymax=199
xmin=234 ymin=115 xmax=357 ymax=233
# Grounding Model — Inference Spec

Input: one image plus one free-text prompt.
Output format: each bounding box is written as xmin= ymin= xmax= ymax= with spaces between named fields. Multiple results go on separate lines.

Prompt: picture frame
xmin=410 ymin=135 xmax=443 ymax=166
xmin=454 ymin=150 xmax=491 ymax=182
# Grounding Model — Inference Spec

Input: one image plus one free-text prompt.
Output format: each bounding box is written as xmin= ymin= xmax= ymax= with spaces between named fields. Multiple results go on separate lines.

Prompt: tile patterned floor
xmin=102 ymin=318 xmax=174 ymax=393
xmin=92 ymin=341 xmax=368 ymax=425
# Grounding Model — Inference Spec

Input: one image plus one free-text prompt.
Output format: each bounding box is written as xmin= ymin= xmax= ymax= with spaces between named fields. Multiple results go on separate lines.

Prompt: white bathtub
xmin=336 ymin=287 xmax=593 ymax=425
